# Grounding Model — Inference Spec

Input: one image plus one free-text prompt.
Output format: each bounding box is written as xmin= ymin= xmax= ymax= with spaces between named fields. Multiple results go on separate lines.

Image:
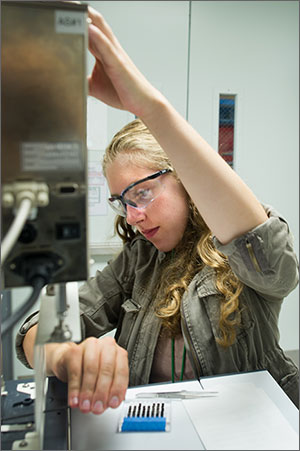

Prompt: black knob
xmin=18 ymin=223 xmax=37 ymax=244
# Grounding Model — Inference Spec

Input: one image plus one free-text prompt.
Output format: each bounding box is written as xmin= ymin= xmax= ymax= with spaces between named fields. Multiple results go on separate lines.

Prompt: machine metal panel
xmin=1 ymin=1 xmax=89 ymax=287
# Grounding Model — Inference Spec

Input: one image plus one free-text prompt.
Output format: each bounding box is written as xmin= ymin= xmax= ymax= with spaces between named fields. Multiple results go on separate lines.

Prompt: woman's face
xmin=106 ymin=157 xmax=189 ymax=252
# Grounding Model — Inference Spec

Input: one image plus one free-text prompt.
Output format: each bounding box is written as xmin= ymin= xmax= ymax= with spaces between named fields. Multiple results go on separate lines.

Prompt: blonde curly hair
xmin=103 ymin=119 xmax=244 ymax=347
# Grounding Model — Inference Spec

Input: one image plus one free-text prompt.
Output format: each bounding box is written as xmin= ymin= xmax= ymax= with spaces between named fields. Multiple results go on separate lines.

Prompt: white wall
xmin=188 ymin=0 xmax=299 ymax=351
xmin=7 ymin=0 xmax=299 ymax=379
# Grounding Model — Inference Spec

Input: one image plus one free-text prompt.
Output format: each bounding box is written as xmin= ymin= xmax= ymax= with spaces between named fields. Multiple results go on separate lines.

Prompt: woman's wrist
xmin=44 ymin=341 xmax=75 ymax=379
xmin=139 ymin=87 xmax=171 ymax=127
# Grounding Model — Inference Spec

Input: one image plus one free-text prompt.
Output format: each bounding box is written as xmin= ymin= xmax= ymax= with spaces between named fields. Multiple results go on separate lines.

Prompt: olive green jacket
xmin=16 ymin=205 xmax=299 ymax=406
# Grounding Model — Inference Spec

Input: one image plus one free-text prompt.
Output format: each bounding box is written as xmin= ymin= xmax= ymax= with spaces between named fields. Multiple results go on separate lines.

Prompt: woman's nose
xmin=126 ymin=204 xmax=145 ymax=225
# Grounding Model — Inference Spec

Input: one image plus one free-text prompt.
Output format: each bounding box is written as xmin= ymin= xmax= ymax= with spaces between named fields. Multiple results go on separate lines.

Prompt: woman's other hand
xmin=48 ymin=336 xmax=129 ymax=415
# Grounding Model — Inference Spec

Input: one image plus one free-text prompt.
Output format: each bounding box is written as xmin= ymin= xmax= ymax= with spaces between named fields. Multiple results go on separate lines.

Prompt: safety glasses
xmin=108 ymin=169 xmax=172 ymax=217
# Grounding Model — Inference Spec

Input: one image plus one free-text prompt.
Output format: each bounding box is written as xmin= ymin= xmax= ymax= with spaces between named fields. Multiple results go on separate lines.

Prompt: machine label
xmin=21 ymin=142 xmax=83 ymax=171
xmin=55 ymin=10 xmax=85 ymax=34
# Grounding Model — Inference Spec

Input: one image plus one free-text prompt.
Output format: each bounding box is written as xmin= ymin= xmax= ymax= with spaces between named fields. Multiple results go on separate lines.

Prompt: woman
xmin=17 ymin=6 xmax=299 ymax=415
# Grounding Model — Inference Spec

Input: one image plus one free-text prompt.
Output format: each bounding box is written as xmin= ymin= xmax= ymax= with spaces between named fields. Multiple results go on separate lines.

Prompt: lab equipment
xmin=118 ymin=400 xmax=171 ymax=432
xmin=1 ymin=1 xmax=89 ymax=449
xmin=1 ymin=0 xmax=89 ymax=288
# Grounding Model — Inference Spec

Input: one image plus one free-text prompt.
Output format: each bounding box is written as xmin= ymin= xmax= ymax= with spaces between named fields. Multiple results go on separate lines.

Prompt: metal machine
xmin=1 ymin=0 xmax=89 ymax=287
xmin=1 ymin=1 xmax=89 ymax=449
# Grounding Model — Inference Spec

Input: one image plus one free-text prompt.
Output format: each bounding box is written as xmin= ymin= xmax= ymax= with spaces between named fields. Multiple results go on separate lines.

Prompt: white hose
xmin=1 ymin=198 xmax=33 ymax=264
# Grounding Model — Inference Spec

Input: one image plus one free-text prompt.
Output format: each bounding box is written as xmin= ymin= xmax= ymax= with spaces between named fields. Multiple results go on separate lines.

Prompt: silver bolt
xmin=46 ymin=284 xmax=55 ymax=296
xmin=2 ymin=192 xmax=14 ymax=208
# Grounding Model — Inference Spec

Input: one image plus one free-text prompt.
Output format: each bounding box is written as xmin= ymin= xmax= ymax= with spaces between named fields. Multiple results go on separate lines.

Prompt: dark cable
xmin=1 ymin=276 xmax=45 ymax=336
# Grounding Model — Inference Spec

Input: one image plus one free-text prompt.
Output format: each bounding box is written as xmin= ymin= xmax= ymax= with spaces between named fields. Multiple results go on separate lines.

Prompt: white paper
xmin=88 ymin=160 xmax=108 ymax=216
xmin=183 ymin=382 xmax=299 ymax=450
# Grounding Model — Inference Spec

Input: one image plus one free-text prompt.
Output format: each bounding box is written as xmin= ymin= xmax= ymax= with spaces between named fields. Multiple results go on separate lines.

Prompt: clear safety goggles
xmin=108 ymin=169 xmax=172 ymax=217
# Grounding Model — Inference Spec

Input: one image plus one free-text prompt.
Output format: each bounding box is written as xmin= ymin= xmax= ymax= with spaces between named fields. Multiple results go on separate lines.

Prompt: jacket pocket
xmin=115 ymin=298 xmax=141 ymax=349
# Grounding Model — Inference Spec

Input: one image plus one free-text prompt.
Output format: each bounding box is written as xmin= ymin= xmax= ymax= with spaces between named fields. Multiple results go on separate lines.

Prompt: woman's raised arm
xmin=87 ymin=6 xmax=268 ymax=244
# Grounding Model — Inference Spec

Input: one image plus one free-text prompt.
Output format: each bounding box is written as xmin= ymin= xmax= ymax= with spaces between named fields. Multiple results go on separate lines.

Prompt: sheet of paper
xmin=183 ymin=382 xmax=299 ymax=450
xmin=88 ymin=160 xmax=108 ymax=216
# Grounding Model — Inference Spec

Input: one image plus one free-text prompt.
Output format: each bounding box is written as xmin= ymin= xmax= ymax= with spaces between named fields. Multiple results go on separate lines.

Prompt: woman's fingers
xmin=87 ymin=57 xmax=123 ymax=109
xmin=87 ymin=5 xmax=161 ymax=118
xmin=107 ymin=344 xmax=129 ymax=407
xmin=91 ymin=337 xmax=129 ymax=414
xmin=45 ymin=341 xmax=83 ymax=409
xmin=88 ymin=22 xmax=116 ymax=65
xmin=88 ymin=6 xmax=120 ymax=48
xmin=87 ymin=7 xmax=124 ymax=69
xmin=61 ymin=336 xmax=129 ymax=415
xmin=65 ymin=343 xmax=83 ymax=409
xmin=79 ymin=337 xmax=101 ymax=412
xmin=49 ymin=336 xmax=129 ymax=415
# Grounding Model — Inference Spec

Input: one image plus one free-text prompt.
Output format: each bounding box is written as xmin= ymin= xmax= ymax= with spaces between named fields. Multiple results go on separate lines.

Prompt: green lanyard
xmin=170 ymin=250 xmax=186 ymax=382
xmin=171 ymin=338 xmax=186 ymax=383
